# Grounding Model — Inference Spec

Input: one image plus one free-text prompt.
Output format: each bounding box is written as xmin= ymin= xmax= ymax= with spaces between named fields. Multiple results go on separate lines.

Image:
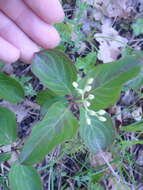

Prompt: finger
xmin=0 ymin=0 xmax=61 ymax=49
xmin=0 ymin=37 xmax=20 ymax=63
xmin=0 ymin=11 xmax=40 ymax=63
xmin=23 ymin=0 xmax=65 ymax=24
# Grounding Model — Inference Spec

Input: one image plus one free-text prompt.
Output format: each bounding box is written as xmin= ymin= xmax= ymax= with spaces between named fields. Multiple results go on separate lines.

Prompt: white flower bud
xmin=72 ymin=82 xmax=78 ymax=88
xmin=77 ymin=89 xmax=84 ymax=94
xmin=87 ymin=78 xmax=94 ymax=84
xmin=86 ymin=118 xmax=91 ymax=125
xmin=98 ymin=116 xmax=107 ymax=122
xmin=85 ymin=85 xmax=92 ymax=92
xmin=88 ymin=94 xmax=95 ymax=100
xmin=85 ymin=101 xmax=91 ymax=107
xmin=88 ymin=110 xmax=97 ymax=116
xmin=97 ymin=110 xmax=106 ymax=115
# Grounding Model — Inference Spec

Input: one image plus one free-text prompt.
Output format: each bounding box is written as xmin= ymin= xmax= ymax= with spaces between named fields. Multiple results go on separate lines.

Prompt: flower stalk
xmin=72 ymin=78 xmax=107 ymax=125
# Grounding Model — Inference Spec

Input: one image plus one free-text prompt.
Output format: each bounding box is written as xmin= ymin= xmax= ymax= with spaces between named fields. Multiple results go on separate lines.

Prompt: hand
xmin=0 ymin=0 xmax=64 ymax=63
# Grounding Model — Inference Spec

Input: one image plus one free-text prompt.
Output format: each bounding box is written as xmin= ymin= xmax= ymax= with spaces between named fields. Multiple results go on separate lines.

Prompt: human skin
xmin=0 ymin=0 xmax=64 ymax=63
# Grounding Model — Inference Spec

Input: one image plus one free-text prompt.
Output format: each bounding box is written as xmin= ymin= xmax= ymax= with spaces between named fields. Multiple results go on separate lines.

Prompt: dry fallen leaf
xmin=121 ymin=90 xmax=135 ymax=106
xmin=0 ymin=145 xmax=11 ymax=153
xmin=115 ymin=106 xmax=122 ymax=123
xmin=8 ymin=151 xmax=18 ymax=165
xmin=0 ymin=100 xmax=40 ymax=123
xmin=108 ymin=177 xmax=131 ymax=190
xmin=93 ymin=0 xmax=133 ymax=18
xmin=90 ymin=151 xmax=113 ymax=168
xmin=132 ymin=107 xmax=142 ymax=121
xmin=1 ymin=64 xmax=14 ymax=74
xmin=95 ymin=20 xmax=128 ymax=63
xmin=135 ymin=149 xmax=143 ymax=166
xmin=138 ymin=0 xmax=143 ymax=12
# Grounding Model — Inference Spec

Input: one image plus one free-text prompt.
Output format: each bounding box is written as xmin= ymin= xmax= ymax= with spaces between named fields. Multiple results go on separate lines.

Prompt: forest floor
xmin=1 ymin=0 xmax=143 ymax=189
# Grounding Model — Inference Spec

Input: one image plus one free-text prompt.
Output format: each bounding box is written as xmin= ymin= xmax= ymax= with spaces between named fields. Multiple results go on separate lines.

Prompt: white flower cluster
xmin=72 ymin=78 xmax=107 ymax=125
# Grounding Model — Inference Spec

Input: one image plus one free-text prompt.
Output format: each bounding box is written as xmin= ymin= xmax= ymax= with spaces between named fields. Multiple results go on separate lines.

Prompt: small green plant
xmin=132 ymin=18 xmax=143 ymax=36
xmin=0 ymin=49 xmax=142 ymax=189
xmin=13 ymin=75 xmax=36 ymax=97
xmin=75 ymin=52 xmax=97 ymax=73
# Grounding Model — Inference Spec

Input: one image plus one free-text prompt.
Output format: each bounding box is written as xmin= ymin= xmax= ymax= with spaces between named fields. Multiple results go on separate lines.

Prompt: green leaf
xmin=36 ymin=90 xmax=67 ymax=115
xmin=121 ymin=140 xmax=143 ymax=150
xmin=81 ymin=56 xmax=142 ymax=89
xmin=80 ymin=56 xmax=141 ymax=110
xmin=79 ymin=108 xmax=115 ymax=153
xmin=120 ymin=121 xmax=143 ymax=132
xmin=31 ymin=50 xmax=77 ymax=96
xmin=126 ymin=68 xmax=143 ymax=90
xmin=90 ymin=66 xmax=140 ymax=110
xmin=0 ymin=153 xmax=11 ymax=163
xmin=9 ymin=162 xmax=43 ymax=190
xmin=55 ymin=23 xmax=73 ymax=43
xmin=19 ymin=102 xmax=79 ymax=165
xmin=0 ymin=107 xmax=17 ymax=145
xmin=36 ymin=90 xmax=57 ymax=105
xmin=0 ymin=72 xmax=24 ymax=103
